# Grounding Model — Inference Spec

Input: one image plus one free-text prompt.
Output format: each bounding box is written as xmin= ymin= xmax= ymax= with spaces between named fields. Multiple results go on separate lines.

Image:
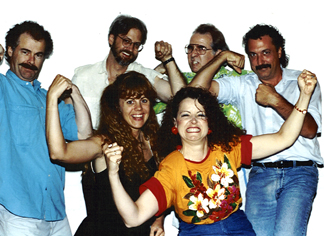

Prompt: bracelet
xmin=162 ymin=57 xmax=174 ymax=66
xmin=294 ymin=105 xmax=307 ymax=114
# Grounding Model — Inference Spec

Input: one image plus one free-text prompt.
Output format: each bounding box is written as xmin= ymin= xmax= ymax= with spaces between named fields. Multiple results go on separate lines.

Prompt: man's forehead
xmin=123 ymin=28 xmax=142 ymax=41
xmin=17 ymin=33 xmax=46 ymax=51
xmin=190 ymin=33 xmax=212 ymax=46
xmin=248 ymin=35 xmax=275 ymax=50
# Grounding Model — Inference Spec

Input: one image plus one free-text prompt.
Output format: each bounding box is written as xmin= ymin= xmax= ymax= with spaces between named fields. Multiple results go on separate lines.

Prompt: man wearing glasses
xmin=154 ymin=24 xmax=246 ymax=127
xmin=72 ymin=15 xmax=184 ymax=130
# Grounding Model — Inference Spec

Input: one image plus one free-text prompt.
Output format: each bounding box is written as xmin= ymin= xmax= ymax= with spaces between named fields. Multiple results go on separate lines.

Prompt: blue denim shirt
xmin=0 ymin=70 xmax=78 ymax=221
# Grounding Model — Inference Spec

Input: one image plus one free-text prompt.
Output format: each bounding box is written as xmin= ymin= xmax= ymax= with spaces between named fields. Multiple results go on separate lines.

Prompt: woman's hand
xmin=103 ymin=142 xmax=124 ymax=174
xmin=150 ymin=215 xmax=165 ymax=236
xmin=298 ymin=70 xmax=317 ymax=96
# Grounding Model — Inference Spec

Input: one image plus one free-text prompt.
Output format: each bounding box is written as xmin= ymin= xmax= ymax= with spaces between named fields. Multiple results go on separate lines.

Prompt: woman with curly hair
xmin=46 ymin=71 xmax=164 ymax=236
xmin=105 ymin=71 xmax=316 ymax=235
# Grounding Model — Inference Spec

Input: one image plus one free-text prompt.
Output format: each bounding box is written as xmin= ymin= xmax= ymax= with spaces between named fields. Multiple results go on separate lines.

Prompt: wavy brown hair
xmin=95 ymin=71 xmax=160 ymax=181
xmin=157 ymin=87 xmax=246 ymax=158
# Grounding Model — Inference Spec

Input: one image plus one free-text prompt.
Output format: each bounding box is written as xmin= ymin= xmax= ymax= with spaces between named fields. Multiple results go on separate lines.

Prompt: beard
xmin=111 ymin=42 xmax=137 ymax=66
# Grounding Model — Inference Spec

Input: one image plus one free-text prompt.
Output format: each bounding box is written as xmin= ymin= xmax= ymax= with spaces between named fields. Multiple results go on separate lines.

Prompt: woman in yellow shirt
xmin=105 ymin=70 xmax=316 ymax=235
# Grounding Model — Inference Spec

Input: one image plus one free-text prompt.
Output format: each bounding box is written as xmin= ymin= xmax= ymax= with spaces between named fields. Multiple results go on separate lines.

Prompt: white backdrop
xmin=1 ymin=1 xmax=323 ymax=235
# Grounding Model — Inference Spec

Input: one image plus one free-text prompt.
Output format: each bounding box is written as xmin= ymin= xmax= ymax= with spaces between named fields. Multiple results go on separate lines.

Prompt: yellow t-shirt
xmin=140 ymin=135 xmax=252 ymax=224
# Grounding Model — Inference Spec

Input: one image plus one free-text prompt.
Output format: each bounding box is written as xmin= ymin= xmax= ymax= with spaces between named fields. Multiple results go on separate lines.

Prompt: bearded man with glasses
xmin=72 ymin=15 xmax=184 ymax=131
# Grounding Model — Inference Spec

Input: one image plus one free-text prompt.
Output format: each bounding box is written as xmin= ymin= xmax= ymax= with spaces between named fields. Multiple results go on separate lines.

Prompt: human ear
xmin=108 ymin=34 xmax=115 ymax=47
xmin=173 ymin=118 xmax=177 ymax=128
xmin=278 ymin=47 xmax=282 ymax=58
xmin=8 ymin=46 xmax=13 ymax=57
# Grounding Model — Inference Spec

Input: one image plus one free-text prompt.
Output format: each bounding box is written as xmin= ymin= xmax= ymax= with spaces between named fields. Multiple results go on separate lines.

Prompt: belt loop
xmin=261 ymin=163 xmax=266 ymax=168
xmin=293 ymin=160 xmax=297 ymax=168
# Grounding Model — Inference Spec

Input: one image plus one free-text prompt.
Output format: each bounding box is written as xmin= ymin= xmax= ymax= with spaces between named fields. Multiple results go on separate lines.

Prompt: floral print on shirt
xmin=182 ymin=154 xmax=241 ymax=223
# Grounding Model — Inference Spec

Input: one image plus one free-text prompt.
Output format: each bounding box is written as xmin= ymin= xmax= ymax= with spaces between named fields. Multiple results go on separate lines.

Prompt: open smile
xmin=186 ymin=127 xmax=201 ymax=133
xmin=132 ymin=114 xmax=144 ymax=120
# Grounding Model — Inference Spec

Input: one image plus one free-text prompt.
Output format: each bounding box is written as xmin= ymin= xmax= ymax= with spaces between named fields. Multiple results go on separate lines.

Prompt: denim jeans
xmin=245 ymin=164 xmax=318 ymax=236
xmin=178 ymin=209 xmax=256 ymax=236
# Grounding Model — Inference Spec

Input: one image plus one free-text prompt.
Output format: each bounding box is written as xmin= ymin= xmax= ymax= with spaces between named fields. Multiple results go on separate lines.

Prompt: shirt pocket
xmin=8 ymin=104 xmax=41 ymax=146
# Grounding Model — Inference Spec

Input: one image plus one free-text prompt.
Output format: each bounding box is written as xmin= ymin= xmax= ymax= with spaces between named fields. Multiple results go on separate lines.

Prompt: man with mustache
xmin=189 ymin=24 xmax=322 ymax=235
xmin=0 ymin=21 xmax=92 ymax=235
xmin=72 ymin=14 xmax=184 ymax=129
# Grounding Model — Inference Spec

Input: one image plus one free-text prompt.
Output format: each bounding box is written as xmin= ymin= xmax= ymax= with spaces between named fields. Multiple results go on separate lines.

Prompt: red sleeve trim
xmin=139 ymin=177 xmax=167 ymax=216
xmin=241 ymin=135 xmax=253 ymax=166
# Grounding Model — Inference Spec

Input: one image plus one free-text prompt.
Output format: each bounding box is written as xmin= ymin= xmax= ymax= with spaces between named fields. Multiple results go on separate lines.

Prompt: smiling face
xmin=119 ymin=95 xmax=150 ymax=136
xmin=110 ymin=28 xmax=141 ymax=66
xmin=175 ymin=98 xmax=209 ymax=143
xmin=188 ymin=33 xmax=216 ymax=73
xmin=8 ymin=32 xmax=46 ymax=83
xmin=247 ymin=35 xmax=282 ymax=85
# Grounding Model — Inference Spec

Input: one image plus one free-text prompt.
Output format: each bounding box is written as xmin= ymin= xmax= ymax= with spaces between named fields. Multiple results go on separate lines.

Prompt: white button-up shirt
xmin=217 ymin=68 xmax=322 ymax=164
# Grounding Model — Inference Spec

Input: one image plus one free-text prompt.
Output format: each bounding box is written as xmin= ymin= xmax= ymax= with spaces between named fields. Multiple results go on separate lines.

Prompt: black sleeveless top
xmin=74 ymin=157 xmax=157 ymax=236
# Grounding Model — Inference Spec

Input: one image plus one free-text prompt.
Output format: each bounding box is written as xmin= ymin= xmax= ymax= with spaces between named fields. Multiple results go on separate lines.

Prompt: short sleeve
xmin=241 ymin=135 xmax=253 ymax=166
xmin=139 ymin=177 xmax=167 ymax=216
xmin=58 ymin=101 xmax=78 ymax=141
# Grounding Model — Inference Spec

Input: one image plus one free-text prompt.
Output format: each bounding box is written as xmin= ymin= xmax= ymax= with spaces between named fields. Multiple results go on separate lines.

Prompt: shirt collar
xmin=7 ymin=69 xmax=41 ymax=90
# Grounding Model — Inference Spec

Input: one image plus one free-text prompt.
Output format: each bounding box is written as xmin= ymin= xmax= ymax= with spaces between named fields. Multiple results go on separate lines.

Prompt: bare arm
xmin=104 ymin=143 xmax=159 ymax=227
xmin=154 ymin=41 xmax=186 ymax=102
xmin=256 ymin=82 xmax=318 ymax=138
xmin=46 ymin=75 xmax=102 ymax=163
xmin=251 ymin=70 xmax=317 ymax=159
xmin=188 ymin=51 xmax=245 ymax=96
xmin=64 ymin=84 xmax=93 ymax=139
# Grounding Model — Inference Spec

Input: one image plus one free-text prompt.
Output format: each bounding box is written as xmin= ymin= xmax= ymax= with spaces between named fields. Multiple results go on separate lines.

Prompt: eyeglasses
xmin=117 ymin=35 xmax=143 ymax=52
xmin=185 ymin=44 xmax=213 ymax=55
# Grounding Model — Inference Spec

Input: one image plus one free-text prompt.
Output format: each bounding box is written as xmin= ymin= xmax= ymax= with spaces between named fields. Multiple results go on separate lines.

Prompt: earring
xmin=171 ymin=126 xmax=178 ymax=135
xmin=208 ymin=129 xmax=212 ymax=135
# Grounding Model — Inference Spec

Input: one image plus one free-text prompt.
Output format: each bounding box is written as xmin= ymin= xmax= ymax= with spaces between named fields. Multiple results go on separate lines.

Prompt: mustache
xmin=19 ymin=63 xmax=38 ymax=71
xmin=256 ymin=64 xmax=271 ymax=70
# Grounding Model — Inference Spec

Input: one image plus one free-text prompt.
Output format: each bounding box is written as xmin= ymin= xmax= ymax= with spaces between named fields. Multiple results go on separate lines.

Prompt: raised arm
xmin=64 ymin=83 xmax=93 ymax=139
xmin=104 ymin=143 xmax=159 ymax=227
xmin=188 ymin=51 xmax=245 ymax=96
xmin=153 ymin=41 xmax=186 ymax=102
xmin=251 ymin=70 xmax=317 ymax=159
xmin=46 ymin=74 xmax=102 ymax=163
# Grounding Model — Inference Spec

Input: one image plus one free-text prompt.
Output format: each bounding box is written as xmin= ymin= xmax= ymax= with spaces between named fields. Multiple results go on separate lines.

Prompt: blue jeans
xmin=245 ymin=164 xmax=318 ymax=236
xmin=178 ymin=209 xmax=256 ymax=236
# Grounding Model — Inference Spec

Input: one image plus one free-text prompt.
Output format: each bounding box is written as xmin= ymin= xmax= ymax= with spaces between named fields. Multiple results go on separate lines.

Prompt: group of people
xmin=0 ymin=14 xmax=321 ymax=236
